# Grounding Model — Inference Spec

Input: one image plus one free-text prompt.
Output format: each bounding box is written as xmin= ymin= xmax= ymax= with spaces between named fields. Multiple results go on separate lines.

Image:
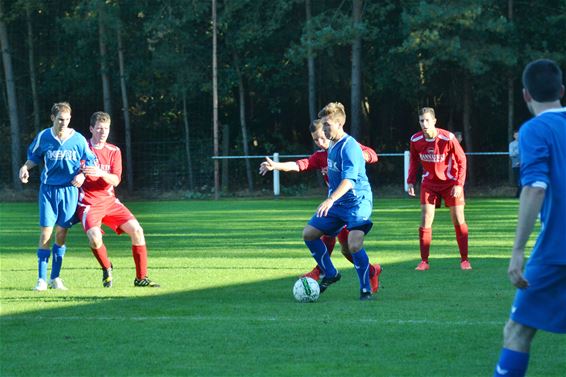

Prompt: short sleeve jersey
xmin=79 ymin=141 xmax=122 ymax=206
xmin=519 ymin=107 xmax=566 ymax=265
xmin=326 ymin=134 xmax=372 ymax=206
xmin=407 ymin=128 xmax=466 ymax=189
xmin=27 ymin=128 xmax=96 ymax=186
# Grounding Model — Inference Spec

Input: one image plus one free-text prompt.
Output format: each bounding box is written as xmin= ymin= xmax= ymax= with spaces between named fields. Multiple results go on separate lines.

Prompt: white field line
xmin=0 ymin=315 xmax=503 ymax=326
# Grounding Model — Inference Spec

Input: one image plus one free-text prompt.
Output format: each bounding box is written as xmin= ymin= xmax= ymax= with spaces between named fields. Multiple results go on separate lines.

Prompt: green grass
xmin=0 ymin=198 xmax=564 ymax=377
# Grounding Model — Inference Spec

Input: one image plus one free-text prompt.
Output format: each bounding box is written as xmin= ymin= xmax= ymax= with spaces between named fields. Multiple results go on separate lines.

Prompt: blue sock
xmin=37 ymin=249 xmax=50 ymax=280
xmin=352 ymin=248 xmax=371 ymax=292
xmin=494 ymin=348 xmax=529 ymax=377
xmin=305 ymin=239 xmax=337 ymax=277
xmin=50 ymin=244 xmax=66 ymax=280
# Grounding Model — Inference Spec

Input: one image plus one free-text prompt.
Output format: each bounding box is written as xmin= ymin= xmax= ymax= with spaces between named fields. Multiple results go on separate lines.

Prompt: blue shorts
xmin=510 ymin=264 xmax=566 ymax=334
xmin=308 ymin=199 xmax=373 ymax=236
xmin=39 ymin=184 xmax=79 ymax=228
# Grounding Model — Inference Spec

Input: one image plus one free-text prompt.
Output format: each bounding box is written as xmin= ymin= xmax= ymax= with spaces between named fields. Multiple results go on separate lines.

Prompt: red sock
xmin=321 ymin=235 xmax=336 ymax=255
xmin=91 ymin=245 xmax=111 ymax=269
xmin=419 ymin=227 xmax=432 ymax=262
xmin=132 ymin=245 xmax=148 ymax=279
xmin=454 ymin=223 xmax=469 ymax=261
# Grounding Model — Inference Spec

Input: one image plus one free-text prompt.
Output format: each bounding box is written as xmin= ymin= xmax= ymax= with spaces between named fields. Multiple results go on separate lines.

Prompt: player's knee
xmin=303 ymin=226 xmax=319 ymax=241
xmin=131 ymin=225 xmax=145 ymax=244
xmin=87 ymin=228 xmax=103 ymax=248
xmin=503 ymin=320 xmax=535 ymax=352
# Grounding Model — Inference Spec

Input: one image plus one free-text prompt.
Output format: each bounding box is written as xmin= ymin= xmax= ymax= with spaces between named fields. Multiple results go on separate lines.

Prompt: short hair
xmin=90 ymin=111 xmax=112 ymax=127
xmin=318 ymin=102 xmax=346 ymax=123
xmin=522 ymin=59 xmax=563 ymax=102
xmin=51 ymin=102 xmax=71 ymax=116
xmin=309 ymin=119 xmax=324 ymax=133
xmin=418 ymin=107 xmax=436 ymax=118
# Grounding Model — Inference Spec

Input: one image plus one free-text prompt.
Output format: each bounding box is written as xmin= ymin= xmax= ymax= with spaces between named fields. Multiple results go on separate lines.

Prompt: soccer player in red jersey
xmin=259 ymin=119 xmax=382 ymax=292
xmin=76 ymin=111 xmax=159 ymax=287
xmin=406 ymin=107 xmax=471 ymax=271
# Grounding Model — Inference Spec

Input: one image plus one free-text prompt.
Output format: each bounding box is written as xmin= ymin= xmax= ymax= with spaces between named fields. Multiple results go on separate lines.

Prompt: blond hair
xmin=51 ymin=102 xmax=72 ymax=117
xmin=418 ymin=107 xmax=436 ymax=118
xmin=90 ymin=111 xmax=112 ymax=127
xmin=318 ymin=102 xmax=346 ymax=124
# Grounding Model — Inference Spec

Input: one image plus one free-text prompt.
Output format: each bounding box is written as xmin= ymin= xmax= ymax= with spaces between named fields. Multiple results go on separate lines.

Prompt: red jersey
xmin=407 ymin=128 xmax=466 ymax=189
xmin=295 ymin=143 xmax=378 ymax=185
xmin=79 ymin=141 xmax=122 ymax=206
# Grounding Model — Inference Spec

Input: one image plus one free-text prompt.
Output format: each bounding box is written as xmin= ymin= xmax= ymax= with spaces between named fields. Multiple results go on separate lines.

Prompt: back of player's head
xmin=51 ymin=102 xmax=71 ymax=116
xmin=90 ymin=111 xmax=112 ymax=127
xmin=309 ymin=119 xmax=324 ymax=133
xmin=418 ymin=107 xmax=436 ymax=118
xmin=318 ymin=102 xmax=346 ymax=124
xmin=522 ymin=59 xmax=563 ymax=102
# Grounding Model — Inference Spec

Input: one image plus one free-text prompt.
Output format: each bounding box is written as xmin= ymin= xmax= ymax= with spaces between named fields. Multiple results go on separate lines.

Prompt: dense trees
xmin=1 ymin=0 xmax=565 ymax=193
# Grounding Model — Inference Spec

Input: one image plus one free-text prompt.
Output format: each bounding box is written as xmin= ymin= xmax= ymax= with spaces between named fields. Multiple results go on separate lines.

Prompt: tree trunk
xmin=212 ymin=0 xmax=220 ymax=199
xmin=26 ymin=4 xmax=40 ymax=133
xmin=182 ymin=91 xmax=195 ymax=191
xmin=233 ymin=52 xmax=254 ymax=192
xmin=305 ymin=0 xmax=316 ymax=121
xmin=221 ymin=123 xmax=229 ymax=192
xmin=507 ymin=0 xmax=515 ymax=185
xmin=0 ymin=1 xmax=22 ymax=191
xmin=350 ymin=0 xmax=363 ymax=138
xmin=462 ymin=77 xmax=474 ymax=186
xmin=98 ymin=1 xmax=112 ymax=115
xmin=116 ymin=22 xmax=133 ymax=192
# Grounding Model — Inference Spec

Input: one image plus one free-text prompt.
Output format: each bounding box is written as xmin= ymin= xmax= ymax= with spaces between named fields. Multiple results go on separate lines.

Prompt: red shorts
xmin=420 ymin=184 xmax=465 ymax=207
xmin=76 ymin=200 xmax=135 ymax=234
xmin=337 ymin=226 xmax=349 ymax=246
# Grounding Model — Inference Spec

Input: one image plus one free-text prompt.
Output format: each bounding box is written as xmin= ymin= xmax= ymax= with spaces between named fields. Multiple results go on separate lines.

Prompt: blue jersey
xmin=27 ymin=128 xmax=96 ymax=186
xmin=519 ymin=107 xmax=566 ymax=265
xmin=327 ymin=134 xmax=372 ymax=206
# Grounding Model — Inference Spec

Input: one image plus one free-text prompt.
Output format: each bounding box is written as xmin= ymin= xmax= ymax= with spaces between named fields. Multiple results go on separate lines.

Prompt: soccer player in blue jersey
xmin=19 ymin=102 xmax=97 ymax=291
xmin=494 ymin=59 xmax=566 ymax=376
xmin=302 ymin=102 xmax=378 ymax=300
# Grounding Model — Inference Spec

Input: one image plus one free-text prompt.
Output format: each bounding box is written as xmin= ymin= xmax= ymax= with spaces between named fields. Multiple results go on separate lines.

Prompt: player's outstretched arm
xmin=259 ymin=156 xmax=299 ymax=175
xmin=19 ymin=160 xmax=37 ymax=183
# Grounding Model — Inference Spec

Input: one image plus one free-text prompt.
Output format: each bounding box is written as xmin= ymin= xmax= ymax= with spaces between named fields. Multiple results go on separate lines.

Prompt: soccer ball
xmin=292 ymin=277 xmax=320 ymax=303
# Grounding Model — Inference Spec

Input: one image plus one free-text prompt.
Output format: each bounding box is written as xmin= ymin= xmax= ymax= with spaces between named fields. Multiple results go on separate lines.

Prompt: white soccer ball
xmin=292 ymin=277 xmax=320 ymax=303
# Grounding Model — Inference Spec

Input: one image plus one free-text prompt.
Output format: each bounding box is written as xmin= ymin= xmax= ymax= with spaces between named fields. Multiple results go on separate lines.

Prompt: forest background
xmin=1 ymin=0 xmax=565 ymax=197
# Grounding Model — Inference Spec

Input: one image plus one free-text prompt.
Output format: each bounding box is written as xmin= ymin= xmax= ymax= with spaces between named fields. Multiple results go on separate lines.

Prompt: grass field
xmin=1 ymin=198 xmax=564 ymax=377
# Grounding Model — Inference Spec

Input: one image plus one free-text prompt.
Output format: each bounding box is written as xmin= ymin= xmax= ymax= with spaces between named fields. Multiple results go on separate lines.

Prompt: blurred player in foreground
xmin=77 ymin=111 xmax=160 ymax=288
xmin=19 ymin=102 xmax=96 ymax=291
xmin=493 ymin=59 xmax=565 ymax=377
xmin=406 ymin=107 xmax=471 ymax=270
xmin=302 ymin=103 xmax=379 ymax=300
xmin=259 ymin=119 xmax=382 ymax=293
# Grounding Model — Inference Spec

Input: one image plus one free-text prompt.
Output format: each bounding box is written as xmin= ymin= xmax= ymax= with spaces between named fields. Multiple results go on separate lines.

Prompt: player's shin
xmin=132 ymin=245 xmax=148 ymax=279
xmin=91 ymin=244 xmax=112 ymax=269
xmin=37 ymin=248 xmax=50 ymax=280
xmin=50 ymin=244 xmax=66 ymax=279
xmin=352 ymin=249 xmax=371 ymax=292
xmin=419 ymin=227 xmax=432 ymax=262
xmin=305 ymin=239 xmax=337 ymax=278
xmin=454 ymin=223 xmax=469 ymax=261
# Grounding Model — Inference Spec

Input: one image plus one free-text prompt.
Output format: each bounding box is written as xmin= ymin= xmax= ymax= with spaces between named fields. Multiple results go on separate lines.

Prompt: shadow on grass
xmin=2 ymin=258 xmax=565 ymax=377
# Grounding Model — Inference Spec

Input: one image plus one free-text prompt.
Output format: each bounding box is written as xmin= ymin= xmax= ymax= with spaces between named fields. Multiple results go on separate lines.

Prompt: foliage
xmin=1 ymin=0 xmax=565 ymax=191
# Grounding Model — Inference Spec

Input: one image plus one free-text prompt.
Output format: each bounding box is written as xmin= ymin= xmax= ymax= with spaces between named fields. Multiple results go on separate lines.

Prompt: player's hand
xmin=259 ymin=157 xmax=274 ymax=176
xmin=72 ymin=173 xmax=86 ymax=188
xmin=508 ymin=251 xmax=528 ymax=289
xmin=19 ymin=166 xmax=29 ymax=184
xmin=407 ymin=184 xmax=415 ymax=197
xmin=316 ymin=198 xmax=334 ymax=217
xmin=83 ymin=165 xmax=103 ymax=177
xmin=451 ymin=185 xmax=463 ymax=198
